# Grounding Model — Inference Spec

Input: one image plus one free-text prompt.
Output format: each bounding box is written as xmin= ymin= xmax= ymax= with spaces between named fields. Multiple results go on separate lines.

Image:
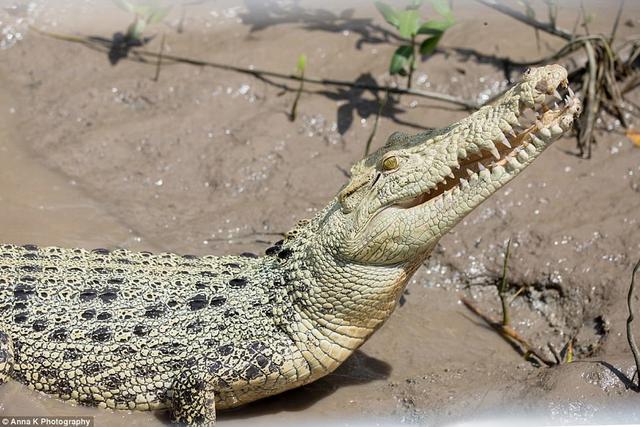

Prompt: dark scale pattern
xmin=0 ymin=243 xmax=315 ymax=415
xmin=0 ymin=66 xmax=577 ymax=423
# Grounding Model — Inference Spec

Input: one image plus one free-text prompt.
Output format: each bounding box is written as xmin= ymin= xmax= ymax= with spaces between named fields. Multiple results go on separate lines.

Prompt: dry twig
xmin=153 ymin=33 xmax=165 ymax=82
xmin=29 ymin=26 xmax=479 ymax=110
xmin=626 ymin=259 xmax=640 ymax=390
xmin=461 ymin=297 xmax=555 ymax=367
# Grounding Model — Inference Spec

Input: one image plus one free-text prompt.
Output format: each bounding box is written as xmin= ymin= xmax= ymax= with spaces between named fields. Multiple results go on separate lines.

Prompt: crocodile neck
xmin=277 ymin=200 xmax=418 ymax=377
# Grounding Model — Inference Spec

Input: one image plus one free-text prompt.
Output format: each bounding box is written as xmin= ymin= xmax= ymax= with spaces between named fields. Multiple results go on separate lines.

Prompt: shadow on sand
xmin=153 ymin=349 xmax=391 ymax=423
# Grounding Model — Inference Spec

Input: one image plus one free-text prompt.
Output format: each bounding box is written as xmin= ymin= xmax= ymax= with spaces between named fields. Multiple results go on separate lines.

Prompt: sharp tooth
xmin=460 ymin=178 xmax=469 ymax=188
xmin=499 ymin=121 xmax=513 ymax=134
xmin=443 ymin=165 xmax=452 ymax=177
xmin=491 ymin=165 xmax=505 ymax=179
xmin=517 ymin=150 xmax=529 ymax=162
xmin=525 ymin=143 xmax=537 ymax=155
xmin=470 ymin=172 xmax=479 ymax=183
xmin=506 ymin=156 xmax=521 ymax=170
xmin=553 ymin=102 xmax=560 ymax=110
xmin=500 ymin=135 xmax=511 ymax=148
xmin=505 ymin=112 xmax=519 ymax=126
xmin=448 ymin=172 xmax=455 ymax=179
xmin=553 ymin=89 xmax=562 ymax=100
xmin=466 ymin=168 xmax=474 ymax=176
xmin=478 ymin=163 xmax=485 ymax=171
xmin=551 ymin=124 xmax=563 ymax=136
xmin=530 ymin=134 xmax=545 ymax=148
xmin=480 ymin=168 xmax=491 ymax=182
xmin=488 ymin=146 xmax=500 ymax=160
xmin=568 ymin=87 xmax=575 ymax=97
xmin=539 ymin=127 xmax=552 ymax=138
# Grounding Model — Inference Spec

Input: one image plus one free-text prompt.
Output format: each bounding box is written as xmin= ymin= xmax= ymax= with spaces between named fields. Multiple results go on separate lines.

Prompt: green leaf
xmin=429 ymin=0 xmax=452 ymax=17
xmin=398 ymin=10 xmax=420 ymax=38
xmin=147 ymin=5 xmax=171 ymax=24
xmin=113 ymin=0 xmax=135 ymax=13
xmin=296 ymin=54 xmax=307 ymax=74
xmin=417 ymin=19 xmax=450 ymax=35
xmin=374 ymin=1 xmax=400 ymax=28
xmin=390 ymin=45 xmax=413 ymax=75
xmin=419 ymin=34 xmax=442 ymax=56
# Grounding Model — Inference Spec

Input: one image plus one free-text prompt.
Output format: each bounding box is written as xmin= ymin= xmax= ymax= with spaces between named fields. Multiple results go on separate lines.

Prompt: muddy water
xmin=0 ymin=89 xmax=139 ymax=250
xmin=0 ymin=79 xmax=155 ymax=423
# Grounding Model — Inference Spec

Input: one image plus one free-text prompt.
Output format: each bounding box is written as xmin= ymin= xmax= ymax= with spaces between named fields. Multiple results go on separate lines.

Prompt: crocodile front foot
xmin=170 ymin=365 xmax=217 ymax=427
xmin=0 ymin=327 xmax=13 ymax=384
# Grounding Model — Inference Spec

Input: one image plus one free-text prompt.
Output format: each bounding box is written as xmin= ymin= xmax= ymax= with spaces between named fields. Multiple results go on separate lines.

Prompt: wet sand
xmin=1 ymin=0 xmax=639 ymax=425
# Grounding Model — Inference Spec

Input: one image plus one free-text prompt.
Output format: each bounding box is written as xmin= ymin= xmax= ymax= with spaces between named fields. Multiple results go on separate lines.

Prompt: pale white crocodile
xmin=0 ymin=64 xmax=580 ymax=425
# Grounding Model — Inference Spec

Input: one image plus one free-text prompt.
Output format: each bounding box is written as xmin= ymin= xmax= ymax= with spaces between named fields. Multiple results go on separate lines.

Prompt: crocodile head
xmin=322 ymin=65 xmax=581 ymax=267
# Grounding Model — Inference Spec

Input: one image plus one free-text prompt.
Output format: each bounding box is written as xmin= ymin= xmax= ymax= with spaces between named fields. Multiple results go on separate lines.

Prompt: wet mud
xmin=0 ymin=0 xmax=639 ymax=425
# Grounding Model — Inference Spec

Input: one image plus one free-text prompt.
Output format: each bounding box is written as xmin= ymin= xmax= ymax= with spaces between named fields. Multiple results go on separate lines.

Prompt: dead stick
xmin=153 ymin=34 xmax=166 ymax=82
xmin=579 ymin=41 xmax=598 ymax=158
xmin=498 ymin=238 xmax=512 ymax=326
xmin=30 ymin=26 xmax=479 ymax=110
xmin=461 ymin=297 xmax=555 ymax=366
xmin=626 ymin=259 xmax=640 ymax=391
xmin=609 ymin=0 xmax=625 ymax=45
xmin=364 ymin=89 xmax=389 ymax=156
xmin=472 ymin=0 xmax=573 ymax=41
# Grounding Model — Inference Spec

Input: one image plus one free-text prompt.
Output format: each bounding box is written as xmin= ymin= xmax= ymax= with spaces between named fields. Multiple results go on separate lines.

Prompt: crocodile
xmin=0 ymin=65 xmax=580 ymax=425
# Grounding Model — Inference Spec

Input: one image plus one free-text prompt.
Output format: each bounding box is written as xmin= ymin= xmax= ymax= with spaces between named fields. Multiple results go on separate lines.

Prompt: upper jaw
xmin=394 ymin=64 xmax=582 ymax=213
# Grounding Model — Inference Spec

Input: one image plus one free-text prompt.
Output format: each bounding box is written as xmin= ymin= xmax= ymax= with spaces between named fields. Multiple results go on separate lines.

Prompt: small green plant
xmin=113 ymin=0 xmax=171 ymax=43
xmin=375 ymin=0 xmax=454 ymax=89
xmin=289 ymin=54 xmax=307 ymax=122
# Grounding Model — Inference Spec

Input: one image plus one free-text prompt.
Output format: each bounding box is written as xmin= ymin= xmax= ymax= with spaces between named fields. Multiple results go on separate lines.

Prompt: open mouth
xmin=396 ymin=82 xmax=582 ymax=210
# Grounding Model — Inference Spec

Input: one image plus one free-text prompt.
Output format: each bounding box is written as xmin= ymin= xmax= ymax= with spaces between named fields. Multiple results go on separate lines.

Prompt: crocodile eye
xmin=382 ymin=156 xmax=399 ymax=171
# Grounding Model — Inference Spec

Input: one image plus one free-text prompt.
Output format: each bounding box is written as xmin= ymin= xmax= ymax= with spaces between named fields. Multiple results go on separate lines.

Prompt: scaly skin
xmin=0 ymin=65 xmax=581 ymax=425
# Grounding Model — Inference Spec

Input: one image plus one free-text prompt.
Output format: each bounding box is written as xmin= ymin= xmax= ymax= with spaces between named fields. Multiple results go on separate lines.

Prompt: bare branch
xmin=610 ymin=0 xmax=626 ymax=45
xmin=29 ymin=26 xmax=480 ymax=110
xmin=626 ymin=259 xmax=640 ymax=391
xmin=472 ymin=0 xmax=573 ymax=41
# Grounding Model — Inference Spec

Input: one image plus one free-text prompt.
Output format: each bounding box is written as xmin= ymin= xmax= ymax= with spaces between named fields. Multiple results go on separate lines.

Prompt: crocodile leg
xmin=170 ymin=364 xmax=217 ymax=427
xmin=0 ymin=327 xmax=14 ymax=384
